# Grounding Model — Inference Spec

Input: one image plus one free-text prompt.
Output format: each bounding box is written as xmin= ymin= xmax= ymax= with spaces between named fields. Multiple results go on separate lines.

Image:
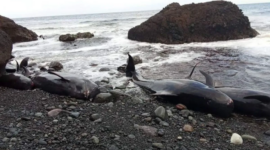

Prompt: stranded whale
xmin=126 ymin=53 xmax=234 ymax=117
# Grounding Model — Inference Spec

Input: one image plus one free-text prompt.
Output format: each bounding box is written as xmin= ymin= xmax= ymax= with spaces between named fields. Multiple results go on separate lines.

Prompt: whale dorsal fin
xmin=199 ymin=70 xmax=214 ymax=88
xmin=48 ymin=71 xmax=70 ymax=82
xmin=126 ymin=53 xmax=136 ymax=77
xmin=151 ymin=91 xmax=177 ymax=96
xmin=244 ymin=95 xmax=270 ymax=104
xmin=15 ymin=60 xmax=20 ymax=72
xmin=186 ymin=62 xmax=200 ymax=79
xmin=20 ymin=57 xmax=29 ymax=68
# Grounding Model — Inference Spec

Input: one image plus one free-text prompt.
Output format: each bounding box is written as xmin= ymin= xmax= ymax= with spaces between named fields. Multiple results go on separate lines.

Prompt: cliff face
xmin=128 ymin=1 xmax=258 ymax=44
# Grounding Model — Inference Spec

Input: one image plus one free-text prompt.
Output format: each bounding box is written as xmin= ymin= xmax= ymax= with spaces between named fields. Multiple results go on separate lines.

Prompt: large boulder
xmin=59 ymin=32 xmax=94 ymax=42
xmin=59 ymin=34 xmax=76 ymax=42
xmin=128 ymin=1 xmax=258 ymax=44
xmin=0 ymin=15 xmax=37 ymax=43
xmin=76 ymin=32 xmax=94 ymax=39
xmin=0 ymin=30 xmax=12 ymax=74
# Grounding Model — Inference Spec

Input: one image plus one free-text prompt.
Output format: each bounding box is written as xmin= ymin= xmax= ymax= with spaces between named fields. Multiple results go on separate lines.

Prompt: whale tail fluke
xmin=126 ymin=53 xmax=136 ymax=77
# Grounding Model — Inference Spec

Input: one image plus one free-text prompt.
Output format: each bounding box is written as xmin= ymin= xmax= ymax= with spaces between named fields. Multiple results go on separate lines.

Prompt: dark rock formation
xmin=59 ymin=34 xmax=76 ymax=42
xmin=0 ymin=30 xmax=12 ymax=74
xmin=76 ymin=32 xmax=94 ymax=39
xmin=128 ymin=1 xmax=258 ymax=44
xmin=0 ymin=15 xmax=38 ymax=43
xmin=49 ymin=61 xmax=63 ymax=71
xmin=59 ymin=32 xmax=94 ymax=42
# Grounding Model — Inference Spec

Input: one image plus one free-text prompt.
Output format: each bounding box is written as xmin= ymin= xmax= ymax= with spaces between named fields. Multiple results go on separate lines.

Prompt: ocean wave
xmin=80 ymin=17 xmax=147 ymax=24
xmin=35 ymin=27 xmax=64 ymax=30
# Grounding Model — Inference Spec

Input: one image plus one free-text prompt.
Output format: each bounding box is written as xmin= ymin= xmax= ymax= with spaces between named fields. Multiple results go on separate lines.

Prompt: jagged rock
xmin=0 ymin=15 xmax=37 ymax=43
xmin=59 ymin=32 xmax=94 ymax=42
xmin=128 ymin=1 xmax=258 ymax=44
xmin=0 ymin=30 xmax=12 ymax=74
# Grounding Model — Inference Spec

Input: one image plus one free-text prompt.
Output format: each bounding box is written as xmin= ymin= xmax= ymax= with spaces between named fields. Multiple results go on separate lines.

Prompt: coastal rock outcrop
xmin=59 ymin=34 xmax=76 ymax=42
xmin=128 ymin=1 xmax=258 ymax=44
xmin=0 ymin=15 xmax=38 ymax=43
xmin=0 ymin=30 xmax=12 ymax=74
xmin=59 ymin=32 xmax=94 ymax=42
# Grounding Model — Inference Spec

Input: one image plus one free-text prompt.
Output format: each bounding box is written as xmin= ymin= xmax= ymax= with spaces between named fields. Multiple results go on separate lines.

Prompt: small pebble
xmin=128 ymin=134 xmax=135 ymax=139
xmin=230 ymin=133 xmax=243 ymax=145
xmin=35 ymin=112 xmax=43 ymax=117
xmin=183 ymin=124 xmax=193 ymax=132
xmin=200 ymin=138 xmax=207 ymax=142
xmin=152 ymin=143 xmax=163 ymax=149
xmin=2 ymin=137 xmax=9 ymax=142
xmin=92 ymin=136 xmax=99 ymax=144
xmin=157 ymin=129 xmax=165 ymax=136
xmin=38 ymin=139 xmax=47 ymax=145
xmin=242 ymin=134 xmax=257 ymax=141
xmin=10 ymin=138 xmax=17 ymax=142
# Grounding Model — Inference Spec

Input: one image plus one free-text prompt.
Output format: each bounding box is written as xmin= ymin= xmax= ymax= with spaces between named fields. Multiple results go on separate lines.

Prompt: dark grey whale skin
xmin=0 ymin=73 xmax=33 ymax=90
xmin=216 ymin=87 xmax=270 ymax=118
xmin=32 ymin=72 xmax=100 ymax=100
xmin=187 ymin=62 xmax=270 ymax=118
xmin=126 ymin=54 xmax=234 ymax=117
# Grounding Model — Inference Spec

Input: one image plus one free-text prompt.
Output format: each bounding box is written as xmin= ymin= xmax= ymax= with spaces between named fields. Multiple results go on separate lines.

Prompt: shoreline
xmin=0 ymin=86 xmax=270 ymax=149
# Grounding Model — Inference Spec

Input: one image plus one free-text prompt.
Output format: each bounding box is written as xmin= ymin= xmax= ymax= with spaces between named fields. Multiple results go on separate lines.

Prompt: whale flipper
xmin=244 ymin=95 xmax=270 ymax=104
xmin=48 ymin=71 xmax=70 ymax=82
xmin=199 ymin=70 xmax=214 ymax=88
xmin=15 ymin=60 xmax=20 ymax=72
xmin=186 ymin=62 xmax=200 ymax=79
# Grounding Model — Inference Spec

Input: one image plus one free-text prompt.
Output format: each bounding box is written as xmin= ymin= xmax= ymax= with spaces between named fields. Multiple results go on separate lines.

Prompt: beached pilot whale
xmin=0 ymin=60 xmax=33 ymax=90
xmin=188 ymin=64 xmax=270 ymax=118
xmin=32 ymin=71 xmax=100 ymax=100
xmin=126 ymin=53 xmax=234 ymax=117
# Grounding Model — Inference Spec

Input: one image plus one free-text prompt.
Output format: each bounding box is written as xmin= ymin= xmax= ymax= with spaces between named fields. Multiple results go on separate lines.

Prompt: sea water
xmin=12 ymin=3 xmax=270 ymax=87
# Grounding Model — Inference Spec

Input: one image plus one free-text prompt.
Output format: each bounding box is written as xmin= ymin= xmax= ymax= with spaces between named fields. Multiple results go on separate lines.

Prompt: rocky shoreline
xmin=1 ymin=86 xmax=270 ymax=150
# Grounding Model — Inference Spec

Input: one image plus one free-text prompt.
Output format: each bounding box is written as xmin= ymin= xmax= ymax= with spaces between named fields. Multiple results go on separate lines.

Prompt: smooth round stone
xmin=35 ymin=112 xmax=43 ymax=117
xmin=242 ymin=134 xmax=257 ymax=141
xmin=90 ymin=114 xmax=100 ymax=121
xmin=2 ymin=137 xmax=9 ymax=142
xmin=92 ymin=136 xmax=99 ymax=144
xmin=53 ymin=120 xmax=58 ymax=123
xmin=183 ymin=124 xmax=193 ymax=132
xmin=38 ymin=139 xmax=47 ymax=145
xmin=177 ymin=136 xmax=183 ymax=140
xmin=152 ymin=143 xmax=163 ymax=149
xmin=81 ymin=133 xmax=88 ymax=137
xmin=128 ymin=134 xmax=135 ymax=139
xmin=154 ymin=106 xmax=167 ymax=120
xmin=10 ymin=138 xmax=17 ymax=142
xmin=230 ymin=133 xmax=243 ymax=145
